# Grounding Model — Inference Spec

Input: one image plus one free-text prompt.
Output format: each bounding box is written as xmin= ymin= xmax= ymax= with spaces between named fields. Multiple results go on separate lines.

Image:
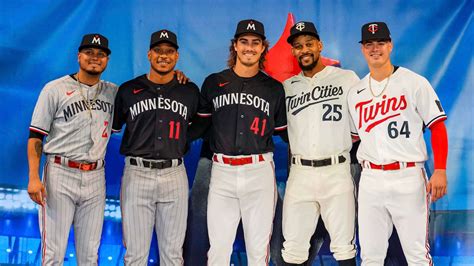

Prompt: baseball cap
xmin=287 ymin=21 xmax=320 ymax=44
xmin=78 ymin=33 xmax=111 ymax=55
xmin=150 ymin=29 xmax=179 ymax=49
xmin=234 ymin=19 xmax=266 ymax=40
xmin=359 ymin=22 xmax=391 ymax=43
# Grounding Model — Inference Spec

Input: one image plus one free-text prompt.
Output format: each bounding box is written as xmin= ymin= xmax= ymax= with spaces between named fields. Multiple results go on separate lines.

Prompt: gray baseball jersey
xmin=30 ymin=75 xmax=117 ymax=161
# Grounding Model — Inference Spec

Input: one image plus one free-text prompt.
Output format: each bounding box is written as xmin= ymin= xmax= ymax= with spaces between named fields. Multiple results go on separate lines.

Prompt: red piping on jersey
xmin=197 ymin=112 xmax=212 ymax=117
xmin=274 ymin=125 xmax=287 ymax=131
xmin=430 ymin=120 xmax=448 ymax=169
xmin=29 ymin=126 xmax=48 ymax=136
xmin=111 ymin=129 xmax=121 ymax=133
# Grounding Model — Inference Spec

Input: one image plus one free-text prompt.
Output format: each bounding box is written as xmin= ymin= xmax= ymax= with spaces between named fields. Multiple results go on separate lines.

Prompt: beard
xmin=298 ymin=54 xmax=319 ymax=71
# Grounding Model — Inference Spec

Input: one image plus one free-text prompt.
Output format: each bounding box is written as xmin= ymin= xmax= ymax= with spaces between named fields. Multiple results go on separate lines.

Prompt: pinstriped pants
xmin=121 ymin=159 xmax=188 ymax=266
xmin=39 ymin=159 xmax=105 ymax=266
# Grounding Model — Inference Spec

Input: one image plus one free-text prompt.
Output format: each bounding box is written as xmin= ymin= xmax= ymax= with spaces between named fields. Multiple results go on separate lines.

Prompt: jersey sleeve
xmin=274 ymin=84 xmax=287 ymax=131
xmin=29 ymin=84 xmax=58 ymax=136
xmin=196 ymin=76 xmax=213 ymax=118
xmin=415 ymin=77 xmax=447 ymax=128
xmin=112 ymin=86 xmax=126 ymax=133
xmin=188 ymin=83 xmax=201 ymax=125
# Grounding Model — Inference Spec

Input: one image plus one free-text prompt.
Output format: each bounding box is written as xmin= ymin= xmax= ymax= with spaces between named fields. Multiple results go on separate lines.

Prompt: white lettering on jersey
xmin=355 ymin=94 xmax=407 ymax=132
xmin=212 ymin=93 xmax=270 ymax=116
xmin=129 ymin=97 xmax=188 ymax=120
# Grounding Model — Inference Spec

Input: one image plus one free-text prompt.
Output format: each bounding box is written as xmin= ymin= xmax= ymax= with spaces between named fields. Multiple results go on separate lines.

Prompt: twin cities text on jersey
xmin=129 ymin=96 xmax=188 ymax=120
xmin=63 ymin=99 xmax=113 ymax=121
xmin=286 ymin=85 xmax=343 ymax=115
xmin=355 ymin=95 xmax=407 ymax=132
xmin=212 ymin=93 xmax=270 ymax=116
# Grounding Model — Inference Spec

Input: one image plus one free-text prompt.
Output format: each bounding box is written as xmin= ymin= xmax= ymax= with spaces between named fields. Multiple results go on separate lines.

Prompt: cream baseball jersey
xmin=347 ymin=66 xmax=447 ymax=164
xmin=283 ymin=66 xmax=360 ymax=159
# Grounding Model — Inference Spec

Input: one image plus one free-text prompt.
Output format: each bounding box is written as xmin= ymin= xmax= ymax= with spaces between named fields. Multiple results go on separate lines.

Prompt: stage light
xmin=6 ymin=248 xmax=11 ymax=253
xmin=108 ymin=256 xmax=113 ymax=261
xmin=28 ymin=250 xmax=33 ymax=254
xmin=69 ymin=253 xmax=74 ymax=257
xmin=149 ymin=259 xmax=154 ymax=263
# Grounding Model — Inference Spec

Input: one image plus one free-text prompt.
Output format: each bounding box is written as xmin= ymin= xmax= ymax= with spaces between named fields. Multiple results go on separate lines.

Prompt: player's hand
xmin=28 ymin=176 xmax=46 ymax=206
xmin=426 ymin=169 xmax=447 ymax=202
xmin=175 ymin=70 xmax=189 ymax=84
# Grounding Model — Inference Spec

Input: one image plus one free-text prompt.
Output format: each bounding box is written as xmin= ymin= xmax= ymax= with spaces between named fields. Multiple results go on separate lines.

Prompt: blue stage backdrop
xmin=0 ymin=0 xmax=472 ymax=265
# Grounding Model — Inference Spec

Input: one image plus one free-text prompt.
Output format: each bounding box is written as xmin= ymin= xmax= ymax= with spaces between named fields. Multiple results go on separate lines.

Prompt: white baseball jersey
xmin=30 ymin=75 xmax=117 ymax=161
xmin=283 ymin=66 xmax=360 ymax=159
xmin=348 ymin=66 xmax=447 ymax=164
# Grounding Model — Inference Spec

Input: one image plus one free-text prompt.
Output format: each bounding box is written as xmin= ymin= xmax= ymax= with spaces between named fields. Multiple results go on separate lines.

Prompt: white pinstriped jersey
xmin=30 ymin=75 xmax=117 ymax=161
xmin=347 ymin=67 xmax=447 ymax=164
xmin=283 ymin=66 xmax=360 ymax=159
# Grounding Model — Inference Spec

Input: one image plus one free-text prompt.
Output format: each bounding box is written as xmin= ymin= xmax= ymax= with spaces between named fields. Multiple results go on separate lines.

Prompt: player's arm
xmin=426 ymin=120 xmax=448 ymax=202
xmin=27 ymin=132 xmax=46 ymax=206
xmin=187 ymin=77 xmax=214 ymax=141
xmin=273 ymin=84 xmax=288 ymax=142
xmin=174 ymin=70 xmax=190 ymax=84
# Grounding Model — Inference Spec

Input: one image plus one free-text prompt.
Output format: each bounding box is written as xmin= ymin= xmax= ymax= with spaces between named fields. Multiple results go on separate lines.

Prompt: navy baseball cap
xmin=78 ymin=33 xmax=111 ymax=55
xmin=150 ymin=29 xmax=179 ymax=49
xmin=359 ymin=22 xmax=391 ymax=43
xmin=287 ymin=21 xmax=320 ymax=44
xmin=234 ymin=19 xmax=266 ymax=40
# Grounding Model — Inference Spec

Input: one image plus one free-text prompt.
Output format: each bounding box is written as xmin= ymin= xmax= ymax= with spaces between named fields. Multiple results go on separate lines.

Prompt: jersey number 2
xmin=250 ymin=117 xmax=267 ymax=136
xmin=102 ymin=121 xmax=109 ymax=138
xmin=169 ymin=121 xmax=181 ymax=139
xmin=322 ymin=104 xmax=342 ymax=121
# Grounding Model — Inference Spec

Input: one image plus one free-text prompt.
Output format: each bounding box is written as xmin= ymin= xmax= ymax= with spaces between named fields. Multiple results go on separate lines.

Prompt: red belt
xmin=365 ymin=161 xmax=416 ymax=171
xmin=54 ymin=156 xmax=100 ymax=171
xmin=213 ymin=154 xmax=265 ymax=166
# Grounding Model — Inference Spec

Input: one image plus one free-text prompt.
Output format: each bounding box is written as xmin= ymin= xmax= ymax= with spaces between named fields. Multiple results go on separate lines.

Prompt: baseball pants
xmin=207 ymin=153 xmax=277 ymax=266
xmin=40 ymin=157 xmax=106 ymax=266
xmin=282 ymin=162 xmax=356 ymax=263
xmin=121 ymin=157 xmax=188 ymax=266
xmin=358 ymin=165 xmax=432 ymax=266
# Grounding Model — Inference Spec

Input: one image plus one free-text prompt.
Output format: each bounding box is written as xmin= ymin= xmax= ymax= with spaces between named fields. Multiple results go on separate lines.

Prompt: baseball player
xmin=348 ymin=22 xmax=448 ymax=265
xmin=281 ymin=21 xmax=358 ymax=266
xmin=27 ymin=34 xmax=116 ymax=265
xmin=191 ymin=19 xmax=287 ymax=265
xmin=112 ymin=29 xmax=200 ymax=265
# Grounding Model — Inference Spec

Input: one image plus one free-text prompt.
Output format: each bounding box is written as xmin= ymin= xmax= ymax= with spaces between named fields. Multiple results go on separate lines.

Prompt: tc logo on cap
xmin=295 ymin=22 xmax=305 ymax=31
xmin=368 ymin=24 xmax=379 ymax=34
xmin=91 ymin=35 xmax=101 ymax=45
xmin=160 ymin=31 xmax=169 ymax=39
xmin=247 ymin=21 xmax=256 ymax=31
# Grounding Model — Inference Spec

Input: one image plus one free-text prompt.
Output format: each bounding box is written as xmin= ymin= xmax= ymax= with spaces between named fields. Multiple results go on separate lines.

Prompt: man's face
xmin=361 ymin=40 xmax=393 ymax=68
xmin=291 ymin=35 xmax=323 ymax=71
xmin=234 ymin=34 xmax=265 ymax=67
xmin=78 ymin=48 xmax=109 ymax=75
xmin=148 ymin=43 xmax=179 ymax=75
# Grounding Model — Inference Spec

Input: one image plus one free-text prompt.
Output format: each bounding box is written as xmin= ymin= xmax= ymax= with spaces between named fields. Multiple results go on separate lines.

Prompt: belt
xmin=129 ymin=158 xmax=182 ymax=169
xmin=54 ymin=156 xmax=100 ymax=171
xmin=293 ymin=155 xmax=346 ymax=167
xmin=364 ymin=161 xmax=416 ymax=171
xmin=213 ymin=154 xmax=265 ymax=166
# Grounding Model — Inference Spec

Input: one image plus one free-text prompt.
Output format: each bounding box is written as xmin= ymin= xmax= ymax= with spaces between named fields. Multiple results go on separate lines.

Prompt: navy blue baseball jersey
xmin=195 ymin=69 xmax=287 ymax=155
xmin=112 ymin=75 xmax=200 ymax=159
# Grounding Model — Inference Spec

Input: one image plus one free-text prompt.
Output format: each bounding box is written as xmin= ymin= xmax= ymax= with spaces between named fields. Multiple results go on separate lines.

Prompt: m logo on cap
xmin=247 ymin=22 xmax=256 ymax=31
xmin=92 ymin=36 xmax=101 ymax=45
xmin=368 ymin=24 xmax=379 ymax=34
xmin=295 ymin=22 xmax=305 ymax=31
xmin=160 ymin=31 xmax=169 ymax=39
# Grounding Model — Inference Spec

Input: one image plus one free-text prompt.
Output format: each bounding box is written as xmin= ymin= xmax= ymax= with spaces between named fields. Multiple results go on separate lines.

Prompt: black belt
xmin=292 ymin=155 xmax=346 ymax=167
xmin=129 ymin=158 xmax=182 ymax=169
